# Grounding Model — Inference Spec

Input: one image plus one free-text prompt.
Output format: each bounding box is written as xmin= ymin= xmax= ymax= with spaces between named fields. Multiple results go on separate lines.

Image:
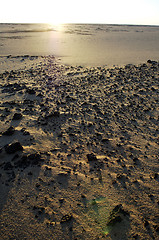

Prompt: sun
xmin=48 ymin=22 xmax=65 ymax=32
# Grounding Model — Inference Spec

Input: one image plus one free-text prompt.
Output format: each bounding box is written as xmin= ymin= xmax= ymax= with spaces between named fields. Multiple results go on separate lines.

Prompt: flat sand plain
xmin=0 ymin=56 xmax=159 ymax=239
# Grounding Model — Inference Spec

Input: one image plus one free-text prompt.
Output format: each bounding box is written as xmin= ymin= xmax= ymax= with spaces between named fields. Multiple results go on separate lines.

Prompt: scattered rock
xmin=5 ymin=142 xmax=23 ymax=154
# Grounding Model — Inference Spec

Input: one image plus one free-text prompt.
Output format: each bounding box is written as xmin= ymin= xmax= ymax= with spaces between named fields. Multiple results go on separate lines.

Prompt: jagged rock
xmin=5 ymin=142 xmax=23 ymax=154
xmin=2 ymin=126 xmax=15 ymax=136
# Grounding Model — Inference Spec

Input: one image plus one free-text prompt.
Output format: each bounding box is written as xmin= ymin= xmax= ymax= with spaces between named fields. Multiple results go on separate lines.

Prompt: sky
xmin=0 ymin=0 xmax=159 ymax=25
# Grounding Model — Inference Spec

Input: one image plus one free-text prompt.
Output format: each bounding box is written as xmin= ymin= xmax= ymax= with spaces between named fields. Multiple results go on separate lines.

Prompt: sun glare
xmin=48 ymin=22 xmax=65 ymax=32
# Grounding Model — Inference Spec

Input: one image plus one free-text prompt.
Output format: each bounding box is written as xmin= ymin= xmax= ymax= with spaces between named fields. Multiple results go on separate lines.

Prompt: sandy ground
xmin=0 ymin=56 xmax=159 ymax=240
xmin=1 ymin=24 xmax=159 ymax=67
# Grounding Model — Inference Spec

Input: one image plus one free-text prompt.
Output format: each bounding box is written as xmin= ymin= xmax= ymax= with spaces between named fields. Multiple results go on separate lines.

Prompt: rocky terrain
xmin=0 ymin=56 xmax=159 ymax=239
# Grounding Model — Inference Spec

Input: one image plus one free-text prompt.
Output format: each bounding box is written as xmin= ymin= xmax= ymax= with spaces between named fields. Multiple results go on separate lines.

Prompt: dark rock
xmin=60 ymin=214 xmax=72 ymax=223
xmin=81 ymin=194 xmax=86 ymax=198
xmin=37 ymin=93 xmax=43 ymax=97
xmin=12 ymin=113 xmax=23 ymax=120
xmin=154 ymin=173 xmax=158 ymax=180
xmin=154 ymin=224 xmax=159 ymax=233
xmin=147 ymin=60 xmax=157 ymax=64
xmin=101 ymin=138 xmax=109 ymax=143
xmin=2 ymin=126 xmax=15 ymax=136
xmin=36 ymin=183 xmax=40 ymax=188
xmin=5 ymin=142 xmax=23 ymax=154
xmin=59 ymin=198 xmax=64 ymax=204
xmin=133 ymin=234 xmax=139 ymax=239
xmin=45 ymin=111 xmax=60 ymax=119
xmin=50 ymin=148 xmax=61 ymax=153
xmin=26 ymin=88 xmax=36 ymax=94
xmin=133 ymin=157 xmax=139 ymax=164
xmin=21 ymin=128 xmax=30 ymax=136
xmin=87 ymin=153 xmax=97 ymax=161
xmin=144 ymin=220 xmax=149 ymax=228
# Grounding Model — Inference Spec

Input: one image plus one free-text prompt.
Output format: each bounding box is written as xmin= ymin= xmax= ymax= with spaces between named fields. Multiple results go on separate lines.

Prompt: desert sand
xmin=0 ymin=55 xmax=159 ymax=240
xmin=1 ymin=24 xmax=159 ymax=67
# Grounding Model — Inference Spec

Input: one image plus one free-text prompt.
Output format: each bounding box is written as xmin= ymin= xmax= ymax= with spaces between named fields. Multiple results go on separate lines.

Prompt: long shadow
xmin=60 ymin=216 xmax=74 ymax=240
xmin=0 ymin=145 xmax=43 ymax=215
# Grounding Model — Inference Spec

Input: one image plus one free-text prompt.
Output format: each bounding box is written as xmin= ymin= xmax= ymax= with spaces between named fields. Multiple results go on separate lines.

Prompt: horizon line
xmin=0 ymin=22 xmax=159 ymax=27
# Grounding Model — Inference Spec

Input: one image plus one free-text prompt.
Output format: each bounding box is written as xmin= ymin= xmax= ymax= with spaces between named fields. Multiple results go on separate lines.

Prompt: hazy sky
xmin=0 ymin=0 xmax=159 ymax=25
